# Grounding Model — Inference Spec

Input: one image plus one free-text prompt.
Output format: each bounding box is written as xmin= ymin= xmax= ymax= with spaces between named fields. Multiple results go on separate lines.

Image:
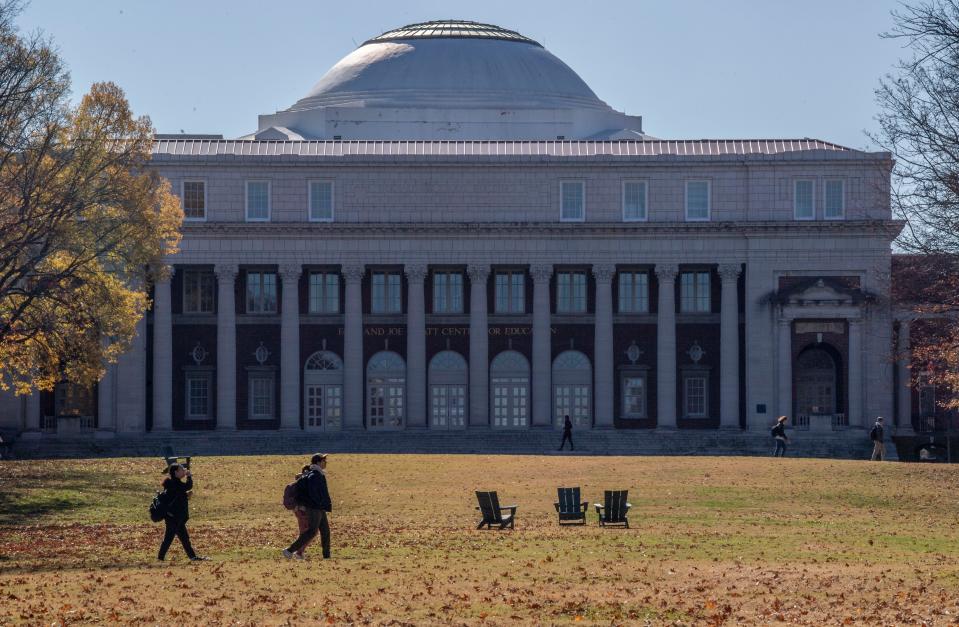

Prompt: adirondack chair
xmin=595 ymin=490 xmax=631 ymax=527
xmin=162 ymin=445 xmax=191 ymax=469
xmin=554 ymin=487 xmax=588 ymax=525
xmin=475 ymin=491 xmax=517 ymax=529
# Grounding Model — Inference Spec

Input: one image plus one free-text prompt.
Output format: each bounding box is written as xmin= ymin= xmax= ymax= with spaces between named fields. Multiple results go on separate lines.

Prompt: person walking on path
xmin=283 ymin=453 xmax=332 ymax=560
xmin=558 ymin=415 xmax=574 ymax=451
xmin=158 ymin=463 xmax=207 ymax=562
xmin=772 ymin=415 xmax=789 ymax=457
xmin=291 ymin=464 xmax=313 ymax=559
xmin=870 ymin=417 xmax=886 ymax=461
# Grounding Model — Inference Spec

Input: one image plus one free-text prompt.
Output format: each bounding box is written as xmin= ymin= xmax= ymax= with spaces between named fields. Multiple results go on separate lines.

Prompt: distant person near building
xmin=870 ymin=417 xmax=886 ymax=461
xmin=558 ymin=415 xmax=574 ymax=451
xmin=772 ymin=416 xmax=789 ymax=457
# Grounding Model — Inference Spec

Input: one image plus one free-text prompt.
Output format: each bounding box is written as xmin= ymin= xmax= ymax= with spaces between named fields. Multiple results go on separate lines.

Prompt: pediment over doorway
xmin=763 ymin=277 xmax=875 ymax=307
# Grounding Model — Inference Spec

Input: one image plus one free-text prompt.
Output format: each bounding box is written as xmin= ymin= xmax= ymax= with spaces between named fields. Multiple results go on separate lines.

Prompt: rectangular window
xmin=246 ymin=271 xmax=277 ymax=314
xmin=433 ymin=271 xmax=464 ymax=313
xmin=249 ymin=374 xmax=275 ymax=419
xmin=182 ymin=181 xmax=206 ymax=221
xmin=794 ymin=179 xmax=814 ymax=219
xmin=684 ymin=375 xmax=707 ymax=418
xmin=309 ymin=272 xmax=340 ymax=314
xmin=621 ymin=374 xmax=647 ymax=418
xmin=182 ymin=270 xmax=215 ymax=314
xmin=824 ymin=179 xmax=844 ymax=219
xmin=246 ymin=180 xmax=271 ymax=221
xmin=685 ymin=180 xmax=710 ymax=221
xmin=556 ymin=271 xmax=587 ymax=313
xmin=371 ymin=271 xmax=402 ymax=314
xmin=618 ymin=271 xmax=649 ymax=313
xmin=560 ymin=181 xmax=585 ymax=221
xmin=623 ymin=180 xmax=647 ymax=221
xmin=186 ymin=373 xmax=211 ymax=419
xmin=308 ymin=180 xmax=334 ymax=221
xmin=680 ymin=271 xmax=711 ymax=313
xmin=494 ymin=271 xmax=525 ymax=314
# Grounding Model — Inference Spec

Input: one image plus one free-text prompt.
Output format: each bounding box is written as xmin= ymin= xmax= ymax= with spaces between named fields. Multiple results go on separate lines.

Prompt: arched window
xmin=367 ymin=351 xmax=406 ymax=428
xmin=489 ymin=350 xmax=530 ymax=428
xmin=552 ymin=350 xmax=592 ymax=428
xmin=428 ymin=351 xmax=468 ymax=429
xmin=303 ymin=351 xmax=343 ymax=430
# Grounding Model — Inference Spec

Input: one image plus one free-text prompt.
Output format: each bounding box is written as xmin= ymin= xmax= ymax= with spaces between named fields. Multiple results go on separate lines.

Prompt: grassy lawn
xmin=1 ymin=455 xmax=958 ymax=625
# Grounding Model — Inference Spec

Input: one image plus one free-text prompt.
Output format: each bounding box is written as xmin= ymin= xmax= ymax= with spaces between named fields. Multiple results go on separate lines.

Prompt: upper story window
xmin=560 ymin=181 xmax=585 ymax=222
xmin=794 ymin=179 xmax=814 ymax=220
xmin=824 ymin=180 xmax=844 ymax=219
xmin=371 ymin=271 xmax=402 ymax=314
xmin=246 ymin=271 xmax=277 ymax=314
xmin=246 ymin=180 xmax=271 ymax=221
xmin=183 ymin=270 xmax=215 ymax=314
xmin=433 ymin=271 xmax=464 ymax=314
xmin=680 ymin=271 xmax=711 ymax=313
xmin=494 ymin=271 xmax=525 ymax=314
xmin=309 ymin=180 xmax=334 ymax=222
xmin=556 ymin=271 xmax=587 ymax=314
xmin=618 ymin=271 xmax=649 ymax=313
xmin=623 ymin=180 xmax=648 ymax=221
xmin=182 ymin=181 xmax=206 ymax=221
xmin=685 ymin=180 xmax=710 ymax=221
xmin=309 ymin=272 xmax=339 ymax=314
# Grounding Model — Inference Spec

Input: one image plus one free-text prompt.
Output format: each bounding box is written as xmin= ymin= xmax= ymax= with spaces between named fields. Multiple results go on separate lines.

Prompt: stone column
xmin=593 ymin=264 xmax=615 ymax=428
xmin=468 ymin=264 xmax=490 ymax=427
xmin=719 ymin=263 xmax=742 ymax=429
xmin=896 ymin=319 xmax=914 ymax=434
xmin=22 ymin=392 xmax=42 ymax=438
xmin=96 ymin=363 xmax=116 ymax=437
xmin=848 ymin=317 xmax=864 ymax=428
xmin=279 ymin=264 xmax=302 ymax=430
xmin=405 ymin=264 xmax=427 ymax=428
xmin=777 ymin=316 xmax=792 ymax=420
xmin=343 ymin=265 xmax=365 ymax=429
xmin=655 ymin=264 xmax=678 ymax=429
xmin=152 ymin=265 xmax=174 ymax=432
xmin=215 ymin=264 xmax=238 ymax=430
xmin=531 ymin=264 xmax=553 ymax=427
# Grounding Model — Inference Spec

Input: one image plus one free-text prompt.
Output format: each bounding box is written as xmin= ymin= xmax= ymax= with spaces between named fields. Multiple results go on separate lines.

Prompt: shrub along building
xmin=1 ymin=21 xmax=913 ymax=450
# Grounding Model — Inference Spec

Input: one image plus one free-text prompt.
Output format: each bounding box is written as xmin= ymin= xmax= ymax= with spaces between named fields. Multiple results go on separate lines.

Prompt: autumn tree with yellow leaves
xmin=0 ymin=1 xmax=182 ymax=395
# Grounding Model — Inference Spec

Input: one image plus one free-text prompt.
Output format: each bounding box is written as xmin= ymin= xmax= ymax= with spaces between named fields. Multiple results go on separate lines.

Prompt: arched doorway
xmin=490 ymin=350 xmax=530 ymax=428
xmin=429 ymin=350 xmax=467 ymax=429
xmin=552 ymin=350 xmax=592 ymax=428
xmin=367 ymin=351 xmax=406 ymax=429
xmin=303 ymin=351 xmax=343 ymax=430
xmin=795 ymin=345 xmax=841 ymax=418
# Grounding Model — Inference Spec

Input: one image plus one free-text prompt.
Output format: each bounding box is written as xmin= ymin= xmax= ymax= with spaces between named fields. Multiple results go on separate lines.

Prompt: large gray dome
xmin=253 ymin=20 xmax=644 ymax=140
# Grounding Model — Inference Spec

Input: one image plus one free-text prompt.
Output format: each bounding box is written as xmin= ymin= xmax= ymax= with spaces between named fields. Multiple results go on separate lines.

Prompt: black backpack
xmin=294 ymin=472 xmax=312 ymax=504
xmin=869 ymin=425 xmax=879 ymax=441
xmin=770 ymin=425 xmax=778 ymax=437
xmin=149 ymin=490 xmax=171 ymax=522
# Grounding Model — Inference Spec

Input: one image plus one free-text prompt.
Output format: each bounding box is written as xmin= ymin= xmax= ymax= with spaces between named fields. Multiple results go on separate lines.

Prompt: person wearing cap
xmin=158 ymin=463 xmax=207 ymax=562
xmin=283 ymin=453 xmax=332 ymax=559
xmin=771 ymin=415 xmax=789 ymax=457
xmin=870 ymin=417 xmax=886 ymax=461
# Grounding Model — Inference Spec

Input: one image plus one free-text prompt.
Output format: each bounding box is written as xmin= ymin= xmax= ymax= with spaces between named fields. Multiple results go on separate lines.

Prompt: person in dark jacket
xmin=283 ymin=453 xmax=332 ymax=559
xmin=870 ymin=416 xmax=886 ymax=461
xmin=772 ymin=415 xmax=789 ymax=457
xmin=291 ymin=464 xmax=313 ymax=559
xmin=558 ymin=415 xmax=574 ymax=451
xmin=158 ymin=463 xmax=207 ymax=562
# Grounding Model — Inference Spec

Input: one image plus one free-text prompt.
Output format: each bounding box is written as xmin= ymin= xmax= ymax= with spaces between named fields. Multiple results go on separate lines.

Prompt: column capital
xmin=654 ymin=263 xmax=679 ymax=281
xmin=530 ymin=264 xmax=553 ymax=283
xmin=467 ymin=264 xmax=490 ymax=282
xmin=151 ymin=264 xmax=175 ymax=283
xmin=279 ymin=264 xmax=302 ymax=283
xmin=592 ymin=264 xmax=616 ymax=284
xmin=404 ymin=264 xmax=428 ymax=283
xmin=342 ymin=264 xmax=365 ymax=284
xmin=214 ymin=263 xmax=239 ymax=282
xmin=718 ymin=263 xmax=742 ymax=282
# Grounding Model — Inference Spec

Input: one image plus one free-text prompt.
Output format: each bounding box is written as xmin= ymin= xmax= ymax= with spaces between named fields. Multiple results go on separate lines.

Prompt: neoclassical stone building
xmin=2 ymin=21 xmax=909 ymax=444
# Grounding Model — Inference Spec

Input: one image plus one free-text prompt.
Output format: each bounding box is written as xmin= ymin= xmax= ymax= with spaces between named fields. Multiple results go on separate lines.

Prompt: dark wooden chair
xmin=475 ymin=491 xmax=517 ymax=529
xmin=595 ymin=490 xmax=631 ymax=528
xmin=554 ymin=487 xmax=588 ymax=525
xmin=162 ymin=445 xmax=191 ymax=469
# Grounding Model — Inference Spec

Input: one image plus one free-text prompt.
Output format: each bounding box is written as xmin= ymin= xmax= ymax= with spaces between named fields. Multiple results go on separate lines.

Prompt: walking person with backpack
xmin=282 ymin=465 xmax=314 ymax=559
xmin=558 ymin=415 xmax=574 ymax=451
xmin=771 ymin=415 xmax=789 ymax=457
xmin=283 ymin=453 xmax=332 ymax=560
xmin=156 ymin=463 xmax=207 ymax=562
xmin=870 ymin=416 xmax=886 ymax=461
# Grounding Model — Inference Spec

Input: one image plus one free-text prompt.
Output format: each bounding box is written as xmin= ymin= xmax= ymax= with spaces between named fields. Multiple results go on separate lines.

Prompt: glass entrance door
xmin=305 ymin=384 xmax=342 ymax=430
xmin=554 ymin=385 xmax=591 ymax=427
xmin=430 ymin=385 xmax=466 ymax=429
xmin=491 ymin=378 xmax=529 ymax=428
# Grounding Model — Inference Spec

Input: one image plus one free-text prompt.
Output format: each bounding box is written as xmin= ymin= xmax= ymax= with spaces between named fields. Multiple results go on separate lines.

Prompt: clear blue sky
xmin=19 ymin=0 xmax=906 ymax=149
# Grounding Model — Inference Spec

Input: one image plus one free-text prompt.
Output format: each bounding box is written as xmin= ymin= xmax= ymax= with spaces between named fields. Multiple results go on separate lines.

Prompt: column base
xmin=279 ymin=426 xmax=302 ymax=431
xmin=655 ymin=425 xmax=678 ymax=431
xmin=593 ymin=424 xmax=616 ymax=430
xmin=94 ymin=430 xmax=116 ymax=439
xmin=19 ymin=430 xmax=42 ymax=440
xmin=215 ymin=425 xmax=236 ymax=431
xmin=718 ymin=424 xmax=742 ymax=430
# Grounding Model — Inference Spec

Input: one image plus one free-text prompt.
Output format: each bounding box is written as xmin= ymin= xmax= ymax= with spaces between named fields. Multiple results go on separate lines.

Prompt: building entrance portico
xmin=367 ymin=351 xmax=406 ymax=429
xmin=490 ymin=350 xmax=530 ymax=429
xmin=552 ymin=350 xmax=592 ymax=428
xmin=429 ymin=350 xmax=467 ymax=429
xmin=794 ymin=345 xmax=841 ymax=422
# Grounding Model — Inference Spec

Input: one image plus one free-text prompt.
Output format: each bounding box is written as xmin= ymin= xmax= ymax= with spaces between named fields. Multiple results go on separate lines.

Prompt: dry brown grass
xmin=1 ymin=454 xmax=958 ymax=625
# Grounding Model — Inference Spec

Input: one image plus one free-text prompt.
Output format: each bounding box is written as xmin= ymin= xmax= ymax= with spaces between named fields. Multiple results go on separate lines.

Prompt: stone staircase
xmin=9 ymin=428 xmax=881 ymax=460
